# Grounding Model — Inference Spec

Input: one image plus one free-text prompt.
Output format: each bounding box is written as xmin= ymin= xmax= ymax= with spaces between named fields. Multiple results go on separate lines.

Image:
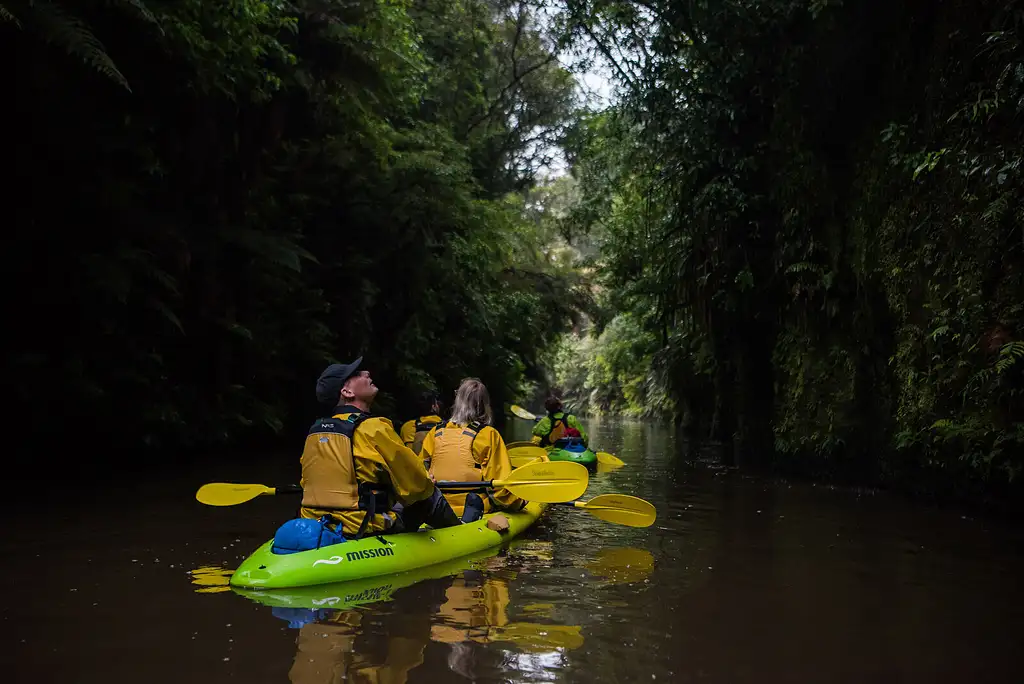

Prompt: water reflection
xmin=580 ymin=547 xmax=655 ymax=586
xmin=12 ymin=415 xmax=1021 ymax=683
xmin=187 ymin=565 xmax=234 ymax=593
xmin=186 ymin=538 xmax=659 ymax=682
xmin=219 ymin=542 xmax=592 ymax=683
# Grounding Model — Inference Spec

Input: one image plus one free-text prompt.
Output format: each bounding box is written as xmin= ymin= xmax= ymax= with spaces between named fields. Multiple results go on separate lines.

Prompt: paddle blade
xmin=596 ymin=451 xmax=625 ymax=467
xmin=196 ymin=483 xmax=275 ymax=506
xmin=498 ymin=461 xmax=589 ymax=503
xmin=510 ymin=454 xmax=541 ymax=469
xmin=509 ymin=445 xmax=547 ymax=468
xmin=505 ymin=440 xmax=538 ymax=449
xmin=509 ymin=404 xmax=538 ymax=421
xmin=509 ymin=444 xmax=548 ymax=460
xmin=575 ymin=494 xmax=656 ymax=528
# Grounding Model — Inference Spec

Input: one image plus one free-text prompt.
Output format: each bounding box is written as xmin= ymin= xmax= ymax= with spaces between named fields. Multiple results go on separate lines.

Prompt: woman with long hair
xmin=420 ymin=378 xmax=526 ymax=523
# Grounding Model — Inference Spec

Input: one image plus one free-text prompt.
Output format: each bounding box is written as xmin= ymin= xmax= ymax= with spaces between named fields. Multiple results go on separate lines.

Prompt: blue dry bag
xmin=271 ymin=516 xmax=347 ymax=555
xmin=555 ymin=437 xmax=587 ymax=452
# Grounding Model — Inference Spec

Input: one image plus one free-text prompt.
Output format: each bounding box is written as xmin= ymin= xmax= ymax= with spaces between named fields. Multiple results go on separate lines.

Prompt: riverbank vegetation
xmin=8 ymin=0 xmax=1022 ymax=508
xmin=6 ymin=0 xmax=586 ymax=452
xmin=548 ymin=0 xmax=1024 ymax=506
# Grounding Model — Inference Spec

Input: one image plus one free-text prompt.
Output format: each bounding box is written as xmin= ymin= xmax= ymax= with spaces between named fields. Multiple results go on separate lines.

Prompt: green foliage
xmin=556 ymin=0 xmax=1024 ymax=500
xmin=1 ymin=0 xmax=156 ymax=90
xmin=552 ymin=313 xmax=677 ymax=418
xmin=7 ymin=0 xmax=581 ymax=452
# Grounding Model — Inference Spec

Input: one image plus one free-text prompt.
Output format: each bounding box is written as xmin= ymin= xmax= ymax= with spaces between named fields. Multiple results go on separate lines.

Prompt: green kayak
xmin=232 ymin=547 xmax=501 ymax=611
xmin=229 ymin=501 xmax=548 ymax=590
xmin=548 ymin=439 xmax=598 ymax=467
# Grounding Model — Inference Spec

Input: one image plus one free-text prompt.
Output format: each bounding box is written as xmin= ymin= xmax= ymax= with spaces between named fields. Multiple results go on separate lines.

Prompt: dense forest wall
xmin=7 ymin=0 xmax=1022 ymax=507
xmin=5 ymin=0 xmax=585 ymax=459
xmin=555 ymin=0 xmax=1023 ymax=507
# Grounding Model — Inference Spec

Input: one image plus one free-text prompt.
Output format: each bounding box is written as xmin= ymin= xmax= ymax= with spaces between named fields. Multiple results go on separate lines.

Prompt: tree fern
xmin=0 ymin=0 xmax=156 ymax=91
xmin=1 ymin=4 xmax=21 ymax=26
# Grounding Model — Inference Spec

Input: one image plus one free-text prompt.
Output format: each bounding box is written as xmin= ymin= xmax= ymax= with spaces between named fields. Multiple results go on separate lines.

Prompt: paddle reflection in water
xmin=579 ymin=547 xmax=655 ymax=586
xmin=187 ymin=565 xmax=235 ymax=593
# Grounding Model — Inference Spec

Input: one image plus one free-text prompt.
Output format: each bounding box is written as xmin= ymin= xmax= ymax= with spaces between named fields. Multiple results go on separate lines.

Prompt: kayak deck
xmin=229 ymin=501 xmax=547 ymax=589
xmin=232 ymin=547 xmax=502 ymax=611
xmin=548 ymin=446 xmax=597 ymax=466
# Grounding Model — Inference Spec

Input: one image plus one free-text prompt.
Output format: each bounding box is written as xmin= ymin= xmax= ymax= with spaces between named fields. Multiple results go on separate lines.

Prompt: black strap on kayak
xmin=354 ymin=482 xmax=391 ymax=540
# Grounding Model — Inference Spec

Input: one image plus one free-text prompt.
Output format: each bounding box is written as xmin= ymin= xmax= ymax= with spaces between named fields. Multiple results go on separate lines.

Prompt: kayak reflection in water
xmin=299 ymin=357 xmax=461 ymax=540
xmin=531 ymin=393 xmax=589 ymax=448
xmin=421 ymin=378 xmax=525 ymax=526
xmin=273 ymin=557 xmax=582 ymax=684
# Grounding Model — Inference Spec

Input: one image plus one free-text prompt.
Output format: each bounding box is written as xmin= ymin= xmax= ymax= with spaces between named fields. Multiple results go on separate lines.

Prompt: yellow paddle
xmin=510 ymin=454 xmax=542 ymax=469
xmin=557 ymin=493 xmax=657 ymax=528
xmin=595 ymin=451 xmax=625 ymax=467
xmin=509 ymin=404 xmax=540 ymax=421
xmin=505 ymin=440 xmax=538 ymax=449
xmin=508 ymin=444 xmax=548 ymax=469
xmin=435 ymin=460 xmax=589 ymax=503
xmin=196 ymin=483 xmax=302 ymax=506
xmin=195 ymin=460 xmax=590 ymax=507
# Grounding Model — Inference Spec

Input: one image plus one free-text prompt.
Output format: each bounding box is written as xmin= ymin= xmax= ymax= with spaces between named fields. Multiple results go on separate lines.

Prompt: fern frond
xmin=785 ymin=261 xmax=821 ymax=275
xmin=104 ymin=0 xmax=157 ymax=25
xmin=31 ymin=0 xmax=131 ymax=91
xmin=994 ymin=341 xmax=1024 ymax=374
xmin=0 ymin=4 xmax=22 ymax=27
xmin=1000 ymin=341 xmax=1024 ymax=359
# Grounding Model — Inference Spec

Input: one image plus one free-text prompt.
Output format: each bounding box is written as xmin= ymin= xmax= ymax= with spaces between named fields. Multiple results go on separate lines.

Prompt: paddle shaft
xmin=197 ymin=460 xmax=588 ymax=506
xmin=436 ymin=479 xmax=508 ymax=490
xmin=240 ymin=482 xmax=508 ymax=493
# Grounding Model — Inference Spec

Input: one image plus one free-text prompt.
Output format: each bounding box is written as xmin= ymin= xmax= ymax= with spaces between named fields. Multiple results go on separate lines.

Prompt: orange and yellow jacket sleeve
xmin=352 ymin=417 xmax=435 ymax=505
xmin=475 ymin=427 xmax=527 ymax=511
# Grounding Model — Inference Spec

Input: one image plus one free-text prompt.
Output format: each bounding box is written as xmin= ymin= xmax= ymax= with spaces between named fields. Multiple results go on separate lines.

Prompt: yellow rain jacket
xmin=421 ymin=421 xmax=526 ymax=514
xmin=531 ymin=411 xmax=588 ymax=447
xmin=398 ymin=414 xmax=443 ymax=459
xmin=299 ymin=404 xmax=436 ymax=537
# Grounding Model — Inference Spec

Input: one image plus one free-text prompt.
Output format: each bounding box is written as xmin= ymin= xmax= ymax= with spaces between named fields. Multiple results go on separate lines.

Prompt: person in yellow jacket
xmin=399 ymin=390 xmax=444 ymax=464
xmin=299 ymin=357 xmax=462 ymax=538
xmin=421 ymin=377 xmax=527 ymax=523
xmin=531 ymin=394 xmax=589 ymax=447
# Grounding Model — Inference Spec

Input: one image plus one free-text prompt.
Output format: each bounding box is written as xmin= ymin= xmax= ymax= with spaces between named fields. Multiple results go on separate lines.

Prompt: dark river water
xmin=5 ymin=418 xmax=1024 ymax=683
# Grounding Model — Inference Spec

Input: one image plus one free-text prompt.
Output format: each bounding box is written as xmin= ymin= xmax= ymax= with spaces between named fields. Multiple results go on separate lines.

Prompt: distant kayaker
xmin=531 ymin=394 xmax=589 ymax=448
xmin=421 ymin=378 xmax=526 ymax=523
xmin=298 ymin=357 xmax=462 ymax=538
xmin=399 ymin=390 xmax=444 ymax=465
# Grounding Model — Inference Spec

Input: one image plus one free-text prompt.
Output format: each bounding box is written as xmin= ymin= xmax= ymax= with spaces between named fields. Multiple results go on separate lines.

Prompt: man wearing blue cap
xmin=297 ymin=356 xmax=462 ymax=538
